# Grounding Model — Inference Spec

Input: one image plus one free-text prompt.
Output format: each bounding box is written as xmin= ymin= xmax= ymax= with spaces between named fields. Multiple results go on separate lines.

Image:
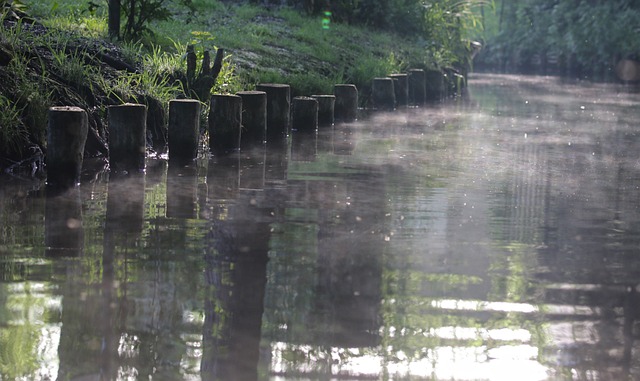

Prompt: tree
xmin=106 ymin=0 xmax=195 ymax=41
xmin=108 ymin=0 xmax=120 ymax=40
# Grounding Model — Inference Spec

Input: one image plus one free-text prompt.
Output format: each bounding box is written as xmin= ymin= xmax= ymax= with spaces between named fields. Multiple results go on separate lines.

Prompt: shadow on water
xmin=4 ymin=73 xmax=640 ymax=380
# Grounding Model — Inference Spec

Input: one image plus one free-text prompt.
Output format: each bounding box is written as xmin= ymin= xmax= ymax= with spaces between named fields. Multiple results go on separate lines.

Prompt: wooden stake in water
xmin=237 ymin=91 xmax=267 ymax=147
xmin=389 ymin=73 xmax=408 ymax=107
xmin=209 ymin=94 xmax=242 ymax=155
xmin=292 ymin=96 xmax=318 ymax=133
xmin=256 ymin=83 xmax=291 ymax=139
xmin=372 ymin=77 xmax=396 ymax=111
xmin=46 ymin=106 xmax=88 ymax=188
xmin=334 ymin=84 xmax=358 ymax=123
xmin=168 ymin=99 xmax=201 ymax=164
xmin=408 ymin=69 xmax=426 ymax=106
xmin=311 ymin=94 xmax=336 ymax=127
xmin=108 ymin=103 xmax=147 ymax=172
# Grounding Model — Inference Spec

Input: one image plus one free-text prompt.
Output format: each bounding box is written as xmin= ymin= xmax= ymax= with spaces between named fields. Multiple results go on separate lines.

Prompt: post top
xmin=108 ymin=103 xmax=147 ymax=109
xmin=169 ymin=98 xmax=201 ymax=104
xmin=49 ymin=106 xmax=85 ymax=113
xmin=256 ymin=83 xmax=290 ymax=88
xmin=236 ymin=90 xmax=267 ymax=96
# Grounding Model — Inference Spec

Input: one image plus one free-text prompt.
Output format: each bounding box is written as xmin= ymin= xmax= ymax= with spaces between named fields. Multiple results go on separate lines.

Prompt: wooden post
xmin=107 ymin=103 xmax=147 ymax=172
xmin=371 ymin=77 xmax=396 ymax=111
xmin=425 ymin=69 xmax=445 ymax=102
xmin=389 ymin=73 xmax=408 ymax=107
xmin=334 ymin=84 xmax=358 ymax=123
xmin=255 ymin=83 xmax=290 ymax=139
xmin=291 ymin=96 xmax=318 ymax=133
xmin=209 ymin=94 xmax=242 ymax=155
xmin=46 ymin=106 xmax=88 ymax=189
xmin=236 ymin=91 xmax=267 ymax=147
xmin=311 ymin=95 xmax=335 ymax=126
xmin=168 ymin=99 xmax=201 ymax=165
xmin=408 ymin=69 xmax=426 ymax=106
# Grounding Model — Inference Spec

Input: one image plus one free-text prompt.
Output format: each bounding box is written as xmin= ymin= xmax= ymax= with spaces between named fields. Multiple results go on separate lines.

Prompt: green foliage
xmin=476 ymin=0 xmax=640 ymax=77
xmin=0 ymin=95 xmax=28 ymax=157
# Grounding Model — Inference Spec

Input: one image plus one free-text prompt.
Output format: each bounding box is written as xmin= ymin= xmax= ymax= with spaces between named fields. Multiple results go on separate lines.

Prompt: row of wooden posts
xmin=46 ymin=68 xmax=441 ymax=189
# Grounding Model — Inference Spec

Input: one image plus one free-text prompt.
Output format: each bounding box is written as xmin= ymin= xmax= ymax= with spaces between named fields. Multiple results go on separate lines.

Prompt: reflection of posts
xmin=389 ymin=74 xmax=408 ymax=107
xmin=334 ymin=84 xmax=358 ymax=123
xmin=265 ymin=139 xmax=289 ymax=183
xmin=623 ymin=286 xmax=639 ymax=374
xmin=239 ymin=147 xmax=267 ymax=191
xmin=201 ymin=213 xmax=271 ymax=381
xmin=105 ymin=173 xmax=145 ymax=235
xmin=206 ymin=156 xmax=240 ymax=203
xmin=44 ymin=186 xmax=84 ymax=257
xmin=332 ymin=124 xmax=355 ymax=155
xmin=237 ymin=91 xmax=267 ymax=147
xmin=46 ymin=106 xmax=88 ymax=189
xmin=167 ymin=164 xmax=199 ymax=219
xmin=256 ymin=83 xmax=291 ymax=139
xmin=209 ymin=94 xmax=242 ymax=155
xmin=315 ymin=177 xmax=384 ymax=349
xmin=168 ymin=99 xmax=201 ymax=165
xmin=108 ymin=103 xmax=147 ymax=172
xmin=291 ymin=130 xmax=318 ymax=162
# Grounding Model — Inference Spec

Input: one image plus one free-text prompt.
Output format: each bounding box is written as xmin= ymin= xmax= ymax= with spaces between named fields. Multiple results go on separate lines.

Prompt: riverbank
xmin=0 ymin=0 xmax=471 ymax=174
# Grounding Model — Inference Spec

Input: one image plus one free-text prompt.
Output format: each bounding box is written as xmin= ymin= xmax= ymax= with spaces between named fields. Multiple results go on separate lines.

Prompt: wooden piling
xmin=334 ymin=84 xmax=358 ymax=123
xmin=389 ymin=73 xmax=408 ymax=107
xmin=108 ymin=103 xmax=147 ymax=172
xmin=255 ymin=83 xmax=290 ymax=139
xmin=291 ymin=96 xmax=318 ymax=133
xmin=311 ymin=95 xmax=335 ymax=126
xmin=168 ymin=99 xmax=201 ymax=164
xmin=46 ymin=106 xmax=88 ymax=188
xmin=408 ymin=69 xmax=426 ymax=106
xmin=209 ymin=94 xmax=242 ymax=155
xmin=425 ymin=69 xmax=445 ymax=102
xmin=168 ymin=99 xmax=200 ymax=163
xmin=237 ymin=91 xmax=267 ymax=146
xmin=372 ymin=77 xmax=396 ymax=111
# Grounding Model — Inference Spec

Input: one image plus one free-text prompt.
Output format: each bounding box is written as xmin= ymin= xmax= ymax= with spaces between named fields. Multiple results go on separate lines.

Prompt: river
xmin=1 ymin=73 xmax=640 ymax=380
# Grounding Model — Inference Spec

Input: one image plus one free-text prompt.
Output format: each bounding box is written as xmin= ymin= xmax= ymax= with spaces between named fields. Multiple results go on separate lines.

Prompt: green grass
xmin=23 ymin=0 xmax=440 ymax=99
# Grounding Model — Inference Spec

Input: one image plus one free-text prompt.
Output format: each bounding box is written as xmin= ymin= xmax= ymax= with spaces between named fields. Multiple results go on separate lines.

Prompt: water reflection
xmin=3 ymin=74 xmax=640 ymax=380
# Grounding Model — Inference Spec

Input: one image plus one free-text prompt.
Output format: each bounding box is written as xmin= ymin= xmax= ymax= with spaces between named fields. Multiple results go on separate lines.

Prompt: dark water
xmin=2 ymin=73 xmax=640 ymax=380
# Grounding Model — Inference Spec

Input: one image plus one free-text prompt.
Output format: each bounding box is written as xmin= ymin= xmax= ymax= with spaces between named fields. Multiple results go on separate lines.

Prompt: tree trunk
xmin=108 ymin=0 xmax=120 ymax=40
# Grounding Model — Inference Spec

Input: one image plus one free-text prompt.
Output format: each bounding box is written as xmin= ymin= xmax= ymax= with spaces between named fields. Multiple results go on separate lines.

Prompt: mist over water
xmin=2 ymin=73 xmax=640 ymax=380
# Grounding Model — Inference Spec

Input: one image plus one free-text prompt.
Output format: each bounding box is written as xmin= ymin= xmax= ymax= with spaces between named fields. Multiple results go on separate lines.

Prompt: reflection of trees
xmin=201 ymin=157 xmax=272 ymax=381
xmin=262 ymin=132 xmax=386 ymax=377
xmin=473 ymin=78 xmax=640 ymax=378
xmin=0 ymin=284 xmax=45 ymax=379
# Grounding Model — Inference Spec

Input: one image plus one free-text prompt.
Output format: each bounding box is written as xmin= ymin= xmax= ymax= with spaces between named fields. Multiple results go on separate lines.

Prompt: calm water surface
xmin=2 ymin=73 xmax=640 ymax=380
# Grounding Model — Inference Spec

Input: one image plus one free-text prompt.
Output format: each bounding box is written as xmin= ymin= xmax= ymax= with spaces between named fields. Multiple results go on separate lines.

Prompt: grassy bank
xmin=0 ymin=0 xmax=467 ymax=172
xmin=29 ymin=0 xmax=441 ymax=94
